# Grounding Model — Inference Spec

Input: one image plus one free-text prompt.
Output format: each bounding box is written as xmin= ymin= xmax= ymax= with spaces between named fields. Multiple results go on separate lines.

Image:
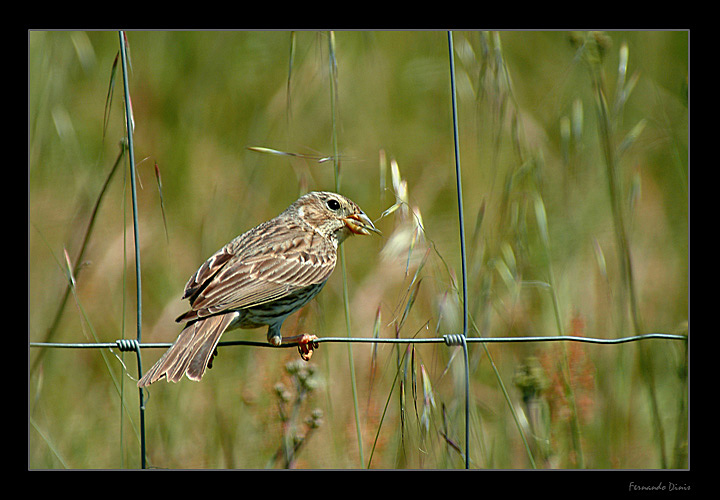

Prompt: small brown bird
xmin=137 ymin=191 xmax=377 ymax=387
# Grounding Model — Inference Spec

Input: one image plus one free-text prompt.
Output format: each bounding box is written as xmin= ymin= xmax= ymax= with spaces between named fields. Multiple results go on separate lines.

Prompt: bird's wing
xmin=177 ymin=223 xmax=336 ymax=322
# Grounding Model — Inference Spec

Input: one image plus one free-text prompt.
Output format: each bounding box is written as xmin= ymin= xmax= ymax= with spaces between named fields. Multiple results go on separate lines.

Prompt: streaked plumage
xmin=137 ymin=191 xmax=376 ymax=386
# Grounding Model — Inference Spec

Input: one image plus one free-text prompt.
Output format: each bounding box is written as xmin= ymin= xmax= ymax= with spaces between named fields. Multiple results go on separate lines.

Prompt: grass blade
xmin=31 ymin=143 xmax=126 ymax=374
xmin=103 ymin=52 xmax=119 ymax=141
xmin=247 ymin=145 xmax=336 ymax=164
xmin=153 ymin=161 xmax=169 ymax=243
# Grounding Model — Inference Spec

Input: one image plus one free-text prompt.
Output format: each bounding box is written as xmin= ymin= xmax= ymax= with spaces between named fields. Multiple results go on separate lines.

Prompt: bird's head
xmin=294 ymin=191 xmax=379 ymax=244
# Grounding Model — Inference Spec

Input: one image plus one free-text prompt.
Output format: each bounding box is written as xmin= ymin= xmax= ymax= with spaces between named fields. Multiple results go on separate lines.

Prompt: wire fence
xmin=29 ymin=332 xmax=688 ymax=352
xmin=29 ymin=31 xmax=688 ymax=470
xmin=29 ymin=331 xmax=687 ymax=469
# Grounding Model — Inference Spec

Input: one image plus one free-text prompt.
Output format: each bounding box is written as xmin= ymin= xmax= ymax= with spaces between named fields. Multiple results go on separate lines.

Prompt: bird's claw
xmin=297 ymin=334 xmax=319 ymax=361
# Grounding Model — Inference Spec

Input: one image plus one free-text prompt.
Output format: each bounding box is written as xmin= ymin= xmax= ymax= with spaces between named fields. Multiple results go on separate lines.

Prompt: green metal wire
xmin=447 ymin=30 xmax=471 ymax=470
xmin=118 ymin=31 xmax=147 ymax=470
xmin=30 ymin=331 xmax=686 ymax=470
xmin=30 ymin=332 xmax=687 ymax=351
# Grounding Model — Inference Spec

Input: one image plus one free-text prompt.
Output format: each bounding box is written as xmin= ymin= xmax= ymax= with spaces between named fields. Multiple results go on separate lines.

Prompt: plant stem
xmin=327 ymin=30 xmax=364 ymax=468
xmin=31 ymin=143 xmax=126 ymax=375
xmin=590 ymin=55 xmax=667 ymax=469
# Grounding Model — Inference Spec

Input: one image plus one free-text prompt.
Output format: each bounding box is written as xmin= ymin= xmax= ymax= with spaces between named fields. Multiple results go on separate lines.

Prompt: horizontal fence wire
xmin=28 ymin=329 xmax=687 ymax=471
xmin=28 ymin=331 xmax=687 ymax=469
xmin=30 ymin=332 xmax=686 ymax=351
xmin=27 ymin=331 xmax=688 ymax=467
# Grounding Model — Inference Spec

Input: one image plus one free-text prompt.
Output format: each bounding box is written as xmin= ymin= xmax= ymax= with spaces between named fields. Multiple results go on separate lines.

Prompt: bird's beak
xmin=343 ymin=212 xmax=380 ymax=236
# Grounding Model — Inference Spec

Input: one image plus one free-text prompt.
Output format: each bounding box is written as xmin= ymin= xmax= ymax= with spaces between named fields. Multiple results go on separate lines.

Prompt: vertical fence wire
xmin=118 ymin=31 xmax=147 ymax=470
xmin=447 ymin=31 xmax=471 ymax=470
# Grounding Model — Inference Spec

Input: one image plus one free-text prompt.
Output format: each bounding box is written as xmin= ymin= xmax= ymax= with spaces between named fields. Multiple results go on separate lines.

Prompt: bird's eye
xmin=326 ymin=198 xmax=341 ymax=211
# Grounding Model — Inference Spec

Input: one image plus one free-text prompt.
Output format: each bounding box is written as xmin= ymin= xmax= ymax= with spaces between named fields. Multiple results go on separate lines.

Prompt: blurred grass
xmin=28 ymin=30 xmax=688 ymax=469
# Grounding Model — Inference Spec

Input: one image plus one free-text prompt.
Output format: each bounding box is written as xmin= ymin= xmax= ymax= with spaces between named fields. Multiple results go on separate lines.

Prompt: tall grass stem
xmin=327 ymin=31 xmax=364 ymax=467
xmin=31 ymin=143 xmax=125 ymax=374
xmin=589 ymin=46 xmax=666 ymax=468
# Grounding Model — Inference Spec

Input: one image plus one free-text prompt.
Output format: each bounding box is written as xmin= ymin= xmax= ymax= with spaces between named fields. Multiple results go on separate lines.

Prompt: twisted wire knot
xmin=443 ymin=334 xmax=466 ymax=346
xmin=116 ymin=339 xmax=140 ymax=352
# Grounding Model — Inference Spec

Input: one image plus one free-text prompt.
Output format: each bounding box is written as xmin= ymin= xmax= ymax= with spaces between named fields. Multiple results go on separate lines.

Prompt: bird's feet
xmin=295 ymin=334 xmax=319 ymax=361
xmin=270 ymin=334 xmax=319 ymax=361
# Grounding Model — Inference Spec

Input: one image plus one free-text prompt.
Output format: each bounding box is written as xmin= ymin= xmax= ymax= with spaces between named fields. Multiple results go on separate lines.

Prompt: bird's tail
xmin=137 ymin=312 xmax=238 ymax=387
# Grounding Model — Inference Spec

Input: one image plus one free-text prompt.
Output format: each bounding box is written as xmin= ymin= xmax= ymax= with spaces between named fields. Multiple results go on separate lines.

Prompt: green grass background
xmin=29 ymin=30 xmax=688 ymax=469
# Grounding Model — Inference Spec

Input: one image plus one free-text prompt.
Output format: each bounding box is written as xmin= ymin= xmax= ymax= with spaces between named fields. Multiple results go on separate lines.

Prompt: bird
xmin=137 ymin=191 xmax=377 ymax=387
